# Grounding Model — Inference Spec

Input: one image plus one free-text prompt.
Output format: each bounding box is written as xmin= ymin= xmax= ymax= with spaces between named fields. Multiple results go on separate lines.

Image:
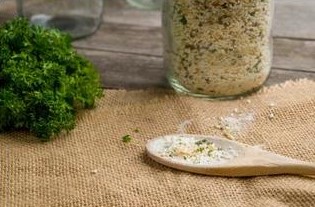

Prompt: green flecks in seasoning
xmin=122 ymin=135 xmax=132 ymax=143
xmin=195 ymin=139 xmax=208 ymax=146
xmin=180 ymin=15 xmax=187 ymax=25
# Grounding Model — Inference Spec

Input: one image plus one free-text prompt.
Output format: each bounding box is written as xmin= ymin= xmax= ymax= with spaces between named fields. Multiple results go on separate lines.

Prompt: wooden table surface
xmin=1 ymin=0 xmax=315 ymax=89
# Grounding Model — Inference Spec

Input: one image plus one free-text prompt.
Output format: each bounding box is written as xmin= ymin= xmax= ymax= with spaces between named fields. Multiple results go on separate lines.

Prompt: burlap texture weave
xmin=1 ymin=79 xmax=315 ymax=207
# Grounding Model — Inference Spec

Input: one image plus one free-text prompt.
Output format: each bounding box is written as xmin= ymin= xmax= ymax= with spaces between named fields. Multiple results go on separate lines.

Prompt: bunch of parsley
xmin=0 ymin=18 xmax=102 ymax=140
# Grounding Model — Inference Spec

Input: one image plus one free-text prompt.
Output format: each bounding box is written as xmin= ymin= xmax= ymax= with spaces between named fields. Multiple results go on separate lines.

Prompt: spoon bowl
xmin=146 ymin=134 xmax=315 ymax=177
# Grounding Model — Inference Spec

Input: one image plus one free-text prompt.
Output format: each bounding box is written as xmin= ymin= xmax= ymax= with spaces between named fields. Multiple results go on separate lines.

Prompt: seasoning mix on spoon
xmin=155 ymin=135 xmax=239 ymax=165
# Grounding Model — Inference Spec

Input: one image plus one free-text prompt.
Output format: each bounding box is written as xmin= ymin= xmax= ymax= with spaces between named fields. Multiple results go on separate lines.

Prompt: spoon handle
xmin=235 ymin=148 xmax=315 ymax=176
xmin=279 ymin=162 xmax=315 ymax=176
xmin=217 ymin=148 xmax=315 ymax=177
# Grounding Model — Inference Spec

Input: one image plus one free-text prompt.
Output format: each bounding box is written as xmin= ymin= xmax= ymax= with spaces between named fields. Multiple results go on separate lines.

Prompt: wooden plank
xmin=74 ymin=23 xmax=315 ymax=72
xmin=266 ymin=69 xmax=315 ymax=86
xmin=1 ymin=0 xmax=315 ymax=40
xmin=0 ymin=1 xmax=17 ymax=24
xmin=274 ymin=0 xmax=315 ymax=40
xmin=273 ymin=39 xmax=315 ymax=71
xmin=77 ymin=49 xmax=168 ymax=89
xmin=74 ymin=23 xmax=162 ymax=56
xmin=1 ymin=0 xmax=314 ymax=90
xmin=78 ymin=49 xmax=315 ymax=89
xmin=75 ymin=0 xmax=315 ymax=73
xmin=103 ymin=0 xmax=315 ymax=41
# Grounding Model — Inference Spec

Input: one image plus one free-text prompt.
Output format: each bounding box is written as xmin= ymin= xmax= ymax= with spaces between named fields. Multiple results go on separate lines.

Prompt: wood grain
xmin=78 ymin=49 xmax=315 ymax=89
xmin=0 ymin=1 xmax=17 ymax=24
xmin=74 ymin=23 xmax=162 ymax=56
xmin=274 ymin=0 xmax=315 ymax=40
xmin=74 ymin=23 xmax=315 ymax=72
xmin=273 ymin=39 xmax=315 ymax=72
xmin=103 ymin=0 xmax=315 ymax=40
xmin=0 ymin=0 xmax=314 ymax=89
xmin=77 ymin=49 xmax=168 ymax=89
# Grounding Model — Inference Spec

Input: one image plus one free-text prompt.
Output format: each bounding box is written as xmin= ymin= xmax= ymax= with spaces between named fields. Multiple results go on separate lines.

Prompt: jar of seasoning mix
xmin=17 ymin=0 xmax=104 ymax=39
xmin=163 ymin=0 xmax=274 ymax=98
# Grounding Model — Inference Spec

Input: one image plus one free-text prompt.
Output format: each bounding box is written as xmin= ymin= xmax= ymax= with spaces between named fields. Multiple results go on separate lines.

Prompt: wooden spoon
xmin=146 ymin=134 xmax=315 ymax=177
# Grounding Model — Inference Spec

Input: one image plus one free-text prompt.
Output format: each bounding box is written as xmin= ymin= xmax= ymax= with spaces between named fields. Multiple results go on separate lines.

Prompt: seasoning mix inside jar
xmin=163 ymin=0 xmax=274 ymax=99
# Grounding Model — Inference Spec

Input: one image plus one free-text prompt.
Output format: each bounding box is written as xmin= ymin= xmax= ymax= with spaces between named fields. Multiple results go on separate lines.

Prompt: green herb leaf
xmin=0 ymin=18 xmax=103 ymax=140
xmin=122 ymin=135 xmax=132 ymax=143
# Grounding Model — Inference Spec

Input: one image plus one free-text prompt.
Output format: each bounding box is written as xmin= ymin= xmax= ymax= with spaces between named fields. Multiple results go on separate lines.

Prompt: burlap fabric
xmin=1 ymin=79 xmax=315 ymax=207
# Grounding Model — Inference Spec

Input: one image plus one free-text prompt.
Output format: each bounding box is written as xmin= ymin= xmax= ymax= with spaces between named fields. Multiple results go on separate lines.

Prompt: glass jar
xmin=163 ymin=0 xmax=274 ymax=99
xmin=16 ymin=0 xmax=104 ymax=39
xmin=126 ymin=0 xmax=162 ymax=10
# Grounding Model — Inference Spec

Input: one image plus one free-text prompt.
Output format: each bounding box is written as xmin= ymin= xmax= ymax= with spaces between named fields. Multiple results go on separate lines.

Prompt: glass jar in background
xmin=16 ymin=0 xmax=104 ymax=39
xmin=126 ymin=0 xmax=162 ymax=10
xmin=163 ymin=0 xmax=274 ymax=99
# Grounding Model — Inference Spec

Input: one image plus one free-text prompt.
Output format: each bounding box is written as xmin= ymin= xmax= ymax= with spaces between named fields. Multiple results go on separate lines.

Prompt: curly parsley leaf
xmin=0 ymin=18 xmax=103 ymax=140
